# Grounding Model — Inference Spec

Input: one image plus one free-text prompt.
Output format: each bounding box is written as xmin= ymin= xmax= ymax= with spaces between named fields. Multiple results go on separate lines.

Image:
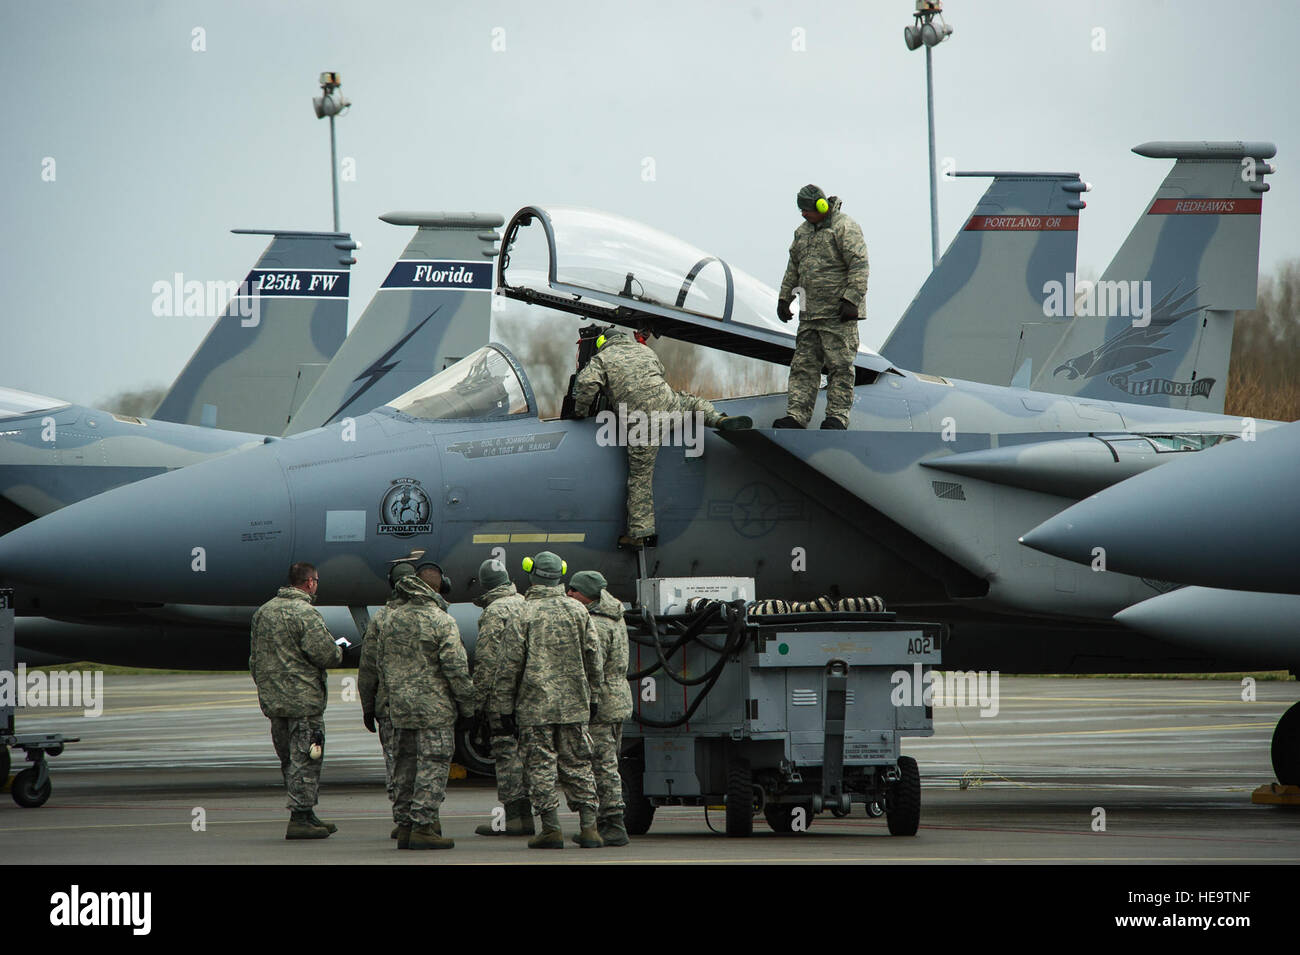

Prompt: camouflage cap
xmin=524 ymin=550 xmax=565 ymax=581
xmin=478 ymin=557 xmax=510 ymax=590
xmin=567 ymin=570 xmax=607 ymax=600
xmin=796 ymin=183 xmax=827 ymax=211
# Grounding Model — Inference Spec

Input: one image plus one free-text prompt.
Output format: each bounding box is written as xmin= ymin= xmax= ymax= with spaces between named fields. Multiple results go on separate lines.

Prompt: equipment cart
xmin=621 ymin=578 xmax=941 ymax=837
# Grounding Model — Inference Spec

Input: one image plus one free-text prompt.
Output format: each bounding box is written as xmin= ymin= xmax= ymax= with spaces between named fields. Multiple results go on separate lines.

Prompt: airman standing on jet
xmin=491 ymin=551 xmax=605 ymax=849
xmin=357 ymin=560 xmax=415 ymax=839
xmin=573 ymin=330 xmax=751 ymax=546
xmin=378 ymin=562 xmax=474 ymax=849
xmin=566 ymin=570 xmax=634 ymax=847
xmin=775 ymin=184 xmax=869 ymax=430
xmin=249 ymin=561 xmax=342 ymax=840
xmin=470 ymin=557 xmax=534 ymax=837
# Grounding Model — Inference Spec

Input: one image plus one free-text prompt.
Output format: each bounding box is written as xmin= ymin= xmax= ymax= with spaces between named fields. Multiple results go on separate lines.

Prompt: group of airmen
xmin=246 ymin=184 xmax=868 ymax=848
xmin=249 ymin=550 xmax=633 ymax=851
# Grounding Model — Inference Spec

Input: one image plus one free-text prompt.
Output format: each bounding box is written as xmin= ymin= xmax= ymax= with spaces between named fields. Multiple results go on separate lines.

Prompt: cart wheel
xmin=725 ymin=759 xmax=754 ymax=837
xmin=886 ymin=756 xmax=920 ymax=836
xmin=866 ymin=799 xmax=884 ymax=818
xmin=12 ymin=767 xmax=51 ymax=808
xmin=620 ymin=758 xmax=655 ymax=835
xmin=453 ymin=724 xmax=495 ymax=778
xmin=1271 ymin=701 xmax=1300 ymax=785
xmin=0 ymin=746 xmax=10 ymax=784
xmin=764 ymin=802 xmax=814 ymax=833
xmin=831 ymin=803 xmax=851 ymax=818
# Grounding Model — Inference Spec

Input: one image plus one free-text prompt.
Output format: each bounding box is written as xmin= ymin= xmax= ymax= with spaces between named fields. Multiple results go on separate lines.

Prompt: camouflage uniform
xmin=378 ymin=575 xmax=474 ymax=828
xmin=249 ymin=586 xmax=342 ymax=811
xmin=491 ymin=582 xmax=604 ymax=816
xmin=586 ymin=588 xmax=634 ymax=816
xmin=473 ymin=580 xmax=529 ymax=806
xmin=357 ymin=594 xmax=406 ymax=805
xmin=573 ymin=332 xmax=723 ymax=539
xmin=779 ymin=197 xmax=869 ymax=427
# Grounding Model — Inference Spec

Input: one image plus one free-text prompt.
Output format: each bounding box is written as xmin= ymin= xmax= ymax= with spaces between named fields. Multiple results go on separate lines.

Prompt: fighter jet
xmin=0 ymin=172 xmax=1282 ymax=646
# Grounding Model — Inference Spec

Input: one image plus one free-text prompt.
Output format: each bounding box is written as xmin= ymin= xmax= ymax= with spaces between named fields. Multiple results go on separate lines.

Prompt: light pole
xmin=312 ymin=72 xmax=351 ymax=232
xmin=903 ymin=2 xmax=953 ymax=268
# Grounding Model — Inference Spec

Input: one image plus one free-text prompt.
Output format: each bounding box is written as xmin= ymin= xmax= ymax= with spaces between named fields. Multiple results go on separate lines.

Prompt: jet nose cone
xmin=0 ymin=443 xmax=292 ymax=605
xmin=1017 ymin=515 xmax=1089 ymax=562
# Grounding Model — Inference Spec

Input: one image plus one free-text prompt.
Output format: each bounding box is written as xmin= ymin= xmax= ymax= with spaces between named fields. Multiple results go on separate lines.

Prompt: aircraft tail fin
xmin=284 ymin=212 xmax=502 ymax=434
xmin=151 ymin=230 xmax=355 ymax=433
xmin=880 ymin=171 xmax=1085 ymax=385
xmin=1032 ymin=141 xmax=1276 ymax=411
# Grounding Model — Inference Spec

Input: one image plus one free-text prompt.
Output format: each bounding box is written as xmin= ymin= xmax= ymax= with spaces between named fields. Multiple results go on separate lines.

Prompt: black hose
xmin=631 ymin=600 xmax=749 ymax=728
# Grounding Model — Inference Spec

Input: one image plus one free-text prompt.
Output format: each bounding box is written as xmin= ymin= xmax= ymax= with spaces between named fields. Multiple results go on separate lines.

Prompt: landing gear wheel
xmin=1272 ymin=701 xmax=1300 ymax=785
xmin=12 ymin=767 xmax=51 ymax=808
xmin=725 ymin=758 xmax=754 ymax=837
xmin=764 ymin=802 xmax=814 ymax=833
xmin=831 ymin=803 xmax=852 ymax=818
xmin=454 ymin=724 xmax=496 ymax=778
xmin=621 ymin=758 xmax=655 ymax=835
xmin=886 ymin=756 xmax=921 ymax=836
xmin=866 ymin=800 xmax=884 ymax=818
xmin=0 ymin=746 xmax=9 ymax=784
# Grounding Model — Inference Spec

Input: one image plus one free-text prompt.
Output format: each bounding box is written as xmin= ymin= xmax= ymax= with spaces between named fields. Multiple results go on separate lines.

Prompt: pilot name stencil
xmin=445 ymin=432 xmax=565 ymax=459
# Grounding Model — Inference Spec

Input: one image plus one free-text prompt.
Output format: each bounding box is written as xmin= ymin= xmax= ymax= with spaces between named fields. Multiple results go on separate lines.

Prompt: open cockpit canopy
xmin=496 ymin=205 xmax=889 ymax=382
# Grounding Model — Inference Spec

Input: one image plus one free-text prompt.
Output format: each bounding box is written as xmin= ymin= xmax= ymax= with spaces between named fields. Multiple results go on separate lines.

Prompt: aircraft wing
xmin=496 ymin=205 xmax=892 ymax=383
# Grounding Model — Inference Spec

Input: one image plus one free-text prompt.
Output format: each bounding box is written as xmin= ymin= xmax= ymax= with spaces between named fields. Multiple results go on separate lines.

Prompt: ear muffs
xmin=561 ymin=560 xmax=568 ymax=576
xmin=522 ymin=556 xmax=534 ymax=573
xmin=816 ymin=197 xmax=829 ymax=213
xmin=415 ymin=561 xmax=452 ymax=597
xmin=595 ymin=334 xmax=607 ymax=349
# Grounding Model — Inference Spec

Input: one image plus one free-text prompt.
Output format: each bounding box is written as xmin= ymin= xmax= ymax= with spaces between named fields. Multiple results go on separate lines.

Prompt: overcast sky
xmin=2 ymin=0 xmax=1295 ymax=407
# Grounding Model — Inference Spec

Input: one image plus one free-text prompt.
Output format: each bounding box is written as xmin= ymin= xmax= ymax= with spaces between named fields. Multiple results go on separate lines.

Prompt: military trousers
xmin=490 ymin=728 xmax=527 ymax=805
xmin=391 ymin=726 xmax=455 ymax=827
xmin=623 ymin=393 xmax=721 ymax=539
xmin=269 ymin=715 xmax=324 ymax=811
xmin=589 ymin=721 xmax=624 ymax=815
xmin=520 ymin=722 xmax=598 ymax=815
xmin=377 ymin=713 xmax=396 ymax=808
xmin=786 ymin=319 xmax=859 ymax=427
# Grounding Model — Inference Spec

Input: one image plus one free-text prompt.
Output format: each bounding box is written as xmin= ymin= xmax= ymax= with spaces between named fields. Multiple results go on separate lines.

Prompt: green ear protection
xmin=815 ymin=197 xmax=829 ymax=214
xmin=521 ymin=556 xmax=567 ymax=575
xmin=595 ymin=334 xmax=606 ymax=349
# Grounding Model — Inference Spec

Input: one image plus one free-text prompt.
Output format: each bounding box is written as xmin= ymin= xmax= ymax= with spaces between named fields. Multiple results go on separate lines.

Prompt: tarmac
xmin=3 ymin=673 xmax=1297 ymax=865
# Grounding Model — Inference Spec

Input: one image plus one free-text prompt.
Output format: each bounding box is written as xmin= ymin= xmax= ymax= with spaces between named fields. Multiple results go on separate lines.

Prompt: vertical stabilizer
xmin=284 ymin=212 xmax=502 ymax=434
xmin=881 ymin=171 xmax=1085 ymax=385
xmin=152 ymin=230 xmax=355 ymax=433
xmin=1033 ymin=141 xmax=1275 ymax=411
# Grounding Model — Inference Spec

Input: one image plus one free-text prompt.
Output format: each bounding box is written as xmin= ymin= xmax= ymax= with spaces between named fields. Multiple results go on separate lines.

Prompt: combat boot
xmin=572 ymin=805 xmax=604 ymax=848
xmin=396 ymin=824 xmax=412 ymax=849
xmin=307 ymin=810 xmax=338 ymax=834
xmin=510 ymin=799 xmax=536 ymax=836
xmin=772 ymin=416 xmax=805 ymax=429
xmin=527 ymin=808 xmax=565 ymax=849
xmin=408 ymin=824 xmax=455 ymax=850
xmin=820 ymin=418 xmax=847 ymax=430
xmin=285 ymin=810 xmax=330 ymax=840
xmin=390 ymin=825 xmax=400 ymax=839
xmin=598 ymin=811 xmax=630 ymax=847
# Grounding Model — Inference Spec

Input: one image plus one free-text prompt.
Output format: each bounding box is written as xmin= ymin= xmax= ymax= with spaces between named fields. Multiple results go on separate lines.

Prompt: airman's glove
xmin=839 ymin=299 xmax=859 ymax=320
xmin=777 ymin=298 xmax=793 ymax=323
xmin=362 ymin=711 xmax=376 ymax=734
